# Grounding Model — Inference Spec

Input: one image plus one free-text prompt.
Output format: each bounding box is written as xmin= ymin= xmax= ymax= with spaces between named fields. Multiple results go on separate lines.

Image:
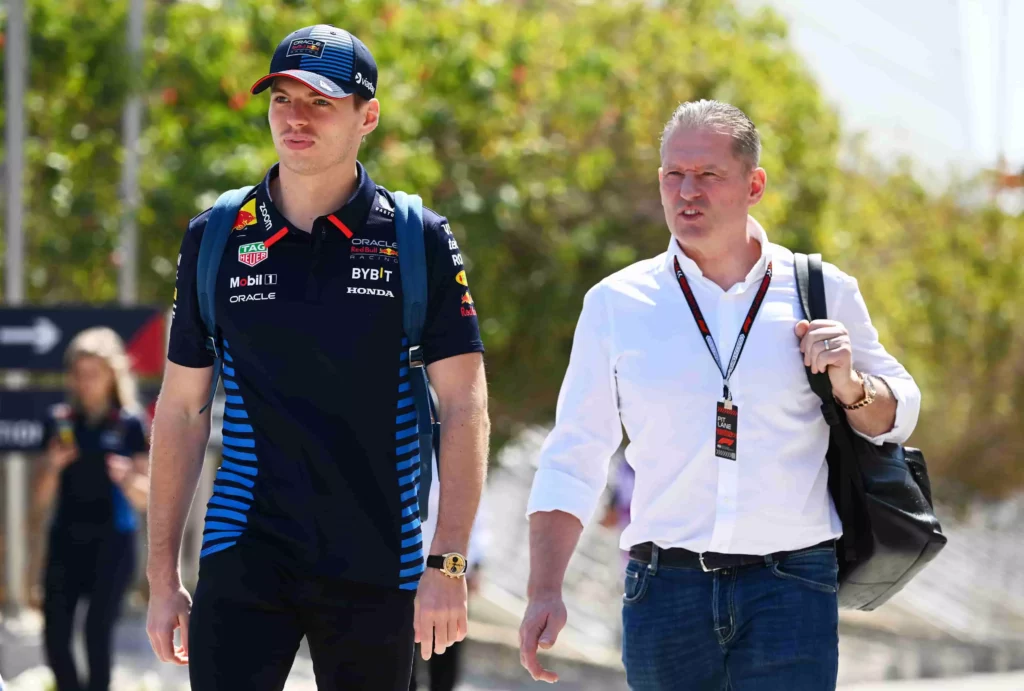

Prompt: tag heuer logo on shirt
xmin=238 ymin=242 xmax=268 ymax=267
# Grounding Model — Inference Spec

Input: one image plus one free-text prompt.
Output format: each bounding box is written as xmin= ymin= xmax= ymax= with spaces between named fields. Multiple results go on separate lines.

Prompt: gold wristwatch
xmin=836 ymin=371 xmax=876 ymax=410
xmin=426 ymin=552 xmax=468 ymax=578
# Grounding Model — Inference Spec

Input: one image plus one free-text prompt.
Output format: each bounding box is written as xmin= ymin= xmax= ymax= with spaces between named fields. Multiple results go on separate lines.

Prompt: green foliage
xmin=819 ymin=148 xmax=1024 ymax=498
xmin=1 ymin=0 xmax=1021 ymax=497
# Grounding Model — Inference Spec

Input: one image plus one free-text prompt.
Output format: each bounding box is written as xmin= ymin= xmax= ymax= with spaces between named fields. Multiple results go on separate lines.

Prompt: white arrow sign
xmin=0 ymin=317 xmax=63 ymax=355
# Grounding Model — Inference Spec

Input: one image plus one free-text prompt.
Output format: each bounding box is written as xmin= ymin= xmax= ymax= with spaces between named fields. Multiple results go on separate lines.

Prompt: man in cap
xmin=145 ymin=25 xmax=489 ymax=690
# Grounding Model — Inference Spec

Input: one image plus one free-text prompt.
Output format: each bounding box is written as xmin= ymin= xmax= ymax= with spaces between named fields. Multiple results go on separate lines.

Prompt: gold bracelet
xmin=836 ymin=371 xmax=876 ymax=410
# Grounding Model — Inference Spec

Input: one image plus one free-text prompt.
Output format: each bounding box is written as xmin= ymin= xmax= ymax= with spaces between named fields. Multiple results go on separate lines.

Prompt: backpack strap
xmin=794 ymin=252 xmax=860 ymax=560
xmin=196 ymin=186 xmax=253 ymax=413
xmin=393 ymin=191 xmax=439 ymax=521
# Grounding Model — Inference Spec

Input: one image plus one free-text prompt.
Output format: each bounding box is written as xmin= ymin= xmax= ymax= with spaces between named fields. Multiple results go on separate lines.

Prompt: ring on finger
xmin=823 ymin=339 xmax=832 ymax=351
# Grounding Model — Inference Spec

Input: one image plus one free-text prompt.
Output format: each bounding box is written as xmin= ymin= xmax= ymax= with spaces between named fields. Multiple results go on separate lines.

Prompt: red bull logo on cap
xmin=233 ymin=199 xmax=258 ymax=231
xmin=287 ymin=38 xmax=325 ymax=57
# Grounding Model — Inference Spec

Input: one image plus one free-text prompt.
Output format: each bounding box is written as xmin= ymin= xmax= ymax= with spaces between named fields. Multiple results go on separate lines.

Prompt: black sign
xmin=0 ymin=307 xmax=166 ymax=374
xmin=0 ymin=390 xmax=65 ymax=451
xmin=0 ymin=388 xmax=159 ymax=452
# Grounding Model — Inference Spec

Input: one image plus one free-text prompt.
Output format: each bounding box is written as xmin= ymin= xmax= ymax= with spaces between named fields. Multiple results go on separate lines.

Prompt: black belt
xmin=628 ymin=539 xmax=835 ymax=573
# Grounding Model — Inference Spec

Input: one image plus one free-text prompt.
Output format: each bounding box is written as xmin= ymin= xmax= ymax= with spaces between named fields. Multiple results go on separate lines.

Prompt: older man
xmin=518 ymin=100 xmax=920 ymax=690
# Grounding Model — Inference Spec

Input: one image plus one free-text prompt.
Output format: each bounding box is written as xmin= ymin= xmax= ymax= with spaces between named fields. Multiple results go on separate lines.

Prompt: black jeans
xmin=409 ymin=640 xmax=462 ymax=691
xmin=43 ymin=528 xmax=137 ymax=691
xmin=189 ymin=547 xmax=416 ymax=691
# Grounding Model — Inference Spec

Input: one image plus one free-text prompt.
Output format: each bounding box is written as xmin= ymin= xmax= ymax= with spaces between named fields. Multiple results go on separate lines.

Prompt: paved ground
xmin=4 ymin=608 xmax=1023 ymax=691
xmin=840 ymin=671 xmax=1024 ymax=690
xmin=8 ymin=665 xmax=1024 ymax=690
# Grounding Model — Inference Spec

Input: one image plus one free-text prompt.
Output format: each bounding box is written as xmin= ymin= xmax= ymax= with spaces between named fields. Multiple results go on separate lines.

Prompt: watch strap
xmin=426 ymin=553 xmax=468 ymax=577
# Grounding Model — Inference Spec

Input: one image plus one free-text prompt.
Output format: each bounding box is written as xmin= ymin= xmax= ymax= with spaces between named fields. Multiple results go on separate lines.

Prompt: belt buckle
xmin=699 ymin=553 xmax=717 ymax=573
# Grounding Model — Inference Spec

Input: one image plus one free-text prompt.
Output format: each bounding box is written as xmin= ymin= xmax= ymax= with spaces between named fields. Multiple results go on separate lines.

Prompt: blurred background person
xmin=598 ymin=450 xmax=634 ymax=541
xmin=32 ymin=327 xmax=151 ymax=691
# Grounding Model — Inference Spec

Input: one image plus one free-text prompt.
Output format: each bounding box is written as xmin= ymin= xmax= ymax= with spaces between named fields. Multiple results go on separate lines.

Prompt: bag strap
xmin=793 ymin=254 xmax=837 ymax=411
xmin=394 ymin=191 xmax=438 ymax=521
xmin=794 ymin=252 xmax=860 ymax=560
xmin=196 ymin=186 xmax=253 ymax=413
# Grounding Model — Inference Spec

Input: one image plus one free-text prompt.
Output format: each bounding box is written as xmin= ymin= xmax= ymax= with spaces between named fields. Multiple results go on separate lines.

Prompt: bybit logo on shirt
xmin=351 ymin=268 xmax=393 ymax=282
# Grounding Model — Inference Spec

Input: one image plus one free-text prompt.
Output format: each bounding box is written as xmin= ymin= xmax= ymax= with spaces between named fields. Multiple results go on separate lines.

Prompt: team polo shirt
xmin=168 ymin=162 xmax=484 ymax=590
xmin=42 ymin=404 xmax=149 ymax=537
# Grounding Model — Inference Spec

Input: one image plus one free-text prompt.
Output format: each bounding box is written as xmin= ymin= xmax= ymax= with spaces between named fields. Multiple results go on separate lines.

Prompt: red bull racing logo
xmin=460 ymin=290 xmax=477 ymax=317
xmin=232 ymin=199 xmax=258 ymax=232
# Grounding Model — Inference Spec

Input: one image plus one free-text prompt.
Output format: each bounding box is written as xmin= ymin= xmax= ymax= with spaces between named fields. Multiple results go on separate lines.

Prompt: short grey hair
xmin=660 ymin=100 xmax=761 ymax=170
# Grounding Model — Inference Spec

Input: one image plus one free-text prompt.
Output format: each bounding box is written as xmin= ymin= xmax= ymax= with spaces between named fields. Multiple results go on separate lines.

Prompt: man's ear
xmin=361 ymin=98 xmax=381 ymax=136
xmin=749 ymin=167 xmax=767 ymax=205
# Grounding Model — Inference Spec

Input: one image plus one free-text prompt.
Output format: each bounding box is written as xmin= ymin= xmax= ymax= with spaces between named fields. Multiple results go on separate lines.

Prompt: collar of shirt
xmin=664 ymin=215 xmax=773 ymax=294
xmin=256 ymin=161 xmax=377 ymax=241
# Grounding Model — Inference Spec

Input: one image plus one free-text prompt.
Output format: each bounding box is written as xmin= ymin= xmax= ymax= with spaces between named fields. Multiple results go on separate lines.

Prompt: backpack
xmin=794 ymin=253 xmax=946 ymax=610
xmin=195 ymin=187 xmax=440 ymax=520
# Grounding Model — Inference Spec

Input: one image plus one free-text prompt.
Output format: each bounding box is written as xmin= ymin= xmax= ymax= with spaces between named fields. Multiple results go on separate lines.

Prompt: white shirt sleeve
xmin=526 ymin=285 xmax=623 ymax=524
xmin=831 ymin=271 xmax=921 ymax=445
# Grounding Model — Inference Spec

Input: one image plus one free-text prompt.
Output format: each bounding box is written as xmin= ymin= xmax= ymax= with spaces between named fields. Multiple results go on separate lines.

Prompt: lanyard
xmin=673 ymin=256 xmax=773 ymax=400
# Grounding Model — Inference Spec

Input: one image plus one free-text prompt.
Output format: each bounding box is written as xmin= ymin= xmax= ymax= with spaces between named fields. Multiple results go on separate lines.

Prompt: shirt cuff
xmin=851 ymin=374 xmax=920 ymax=446
xmin=526 ymin=467 xmax=603 ymax=527
xmin=167 ymin=350 xmax=215 ymax=369
xmin=424 ymin=341 xmax=485 ymax=366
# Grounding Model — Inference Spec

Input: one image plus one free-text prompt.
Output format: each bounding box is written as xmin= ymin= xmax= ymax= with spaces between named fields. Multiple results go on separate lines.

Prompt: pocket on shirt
xmin=623 ymin=560 xmax=651 ymax=604
xmin=770 ymin=547 xmax=839 ymax=594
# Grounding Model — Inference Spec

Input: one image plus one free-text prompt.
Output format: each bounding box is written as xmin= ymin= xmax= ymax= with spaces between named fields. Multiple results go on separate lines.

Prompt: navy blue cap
xmin=250 ymin=25 xmax=378 ymax=100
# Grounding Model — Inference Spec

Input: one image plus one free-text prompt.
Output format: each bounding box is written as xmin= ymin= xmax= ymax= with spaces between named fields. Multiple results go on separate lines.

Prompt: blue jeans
xmin=621 ymin=544 xmax=839 ymax=691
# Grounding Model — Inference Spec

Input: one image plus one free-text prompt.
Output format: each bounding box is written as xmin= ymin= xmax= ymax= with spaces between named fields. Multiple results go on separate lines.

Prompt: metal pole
xmin=118 ymin=0 xmax=144 ymax=305
xmin=4 ymin=0 xmax=29 ymax=616
xmin=5 ymin=1 xmax=26 ymax=305
xmin=3 ymin=450 xmax=27 ymax=616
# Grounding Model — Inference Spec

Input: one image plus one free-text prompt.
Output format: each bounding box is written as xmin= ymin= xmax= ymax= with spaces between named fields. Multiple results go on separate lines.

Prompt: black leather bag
xmin=794 ymin=253 xmax=947 ymax=610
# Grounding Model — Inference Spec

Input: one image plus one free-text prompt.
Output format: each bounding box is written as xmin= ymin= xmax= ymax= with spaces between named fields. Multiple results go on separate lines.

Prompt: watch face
xmin=443 ymin=553 xmax=466 ymax=576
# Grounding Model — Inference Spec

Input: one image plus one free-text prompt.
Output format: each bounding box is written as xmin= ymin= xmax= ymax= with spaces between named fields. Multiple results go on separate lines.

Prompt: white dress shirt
xmin=526 ymin=217 xmax=921 ymax=555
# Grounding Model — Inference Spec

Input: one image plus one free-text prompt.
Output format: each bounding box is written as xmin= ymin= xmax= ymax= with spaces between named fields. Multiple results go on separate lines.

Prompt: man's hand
xmin=106 ymin=454 xmax=134 ymax=487
xmin=795 ymin=319 xmax=863 ymax=403
xmin=414 ymin=568 xmax=468 ymax=660
xmin=519 ymin=592 xmax=567 ymax=683
xmin=146 ymin=580 xmax=192 ymax=665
